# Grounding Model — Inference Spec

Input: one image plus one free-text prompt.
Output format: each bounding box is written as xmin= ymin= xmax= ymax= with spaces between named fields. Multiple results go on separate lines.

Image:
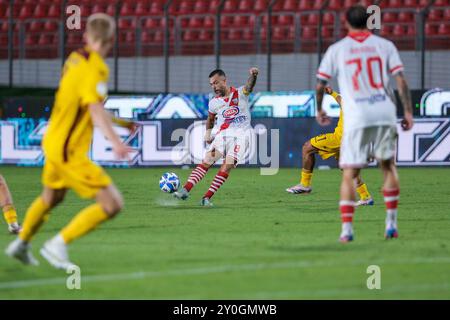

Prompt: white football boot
xmin=200 ymin=198 xmax=213 ymax=207
xmin=200 ymin=197 xmax=213 ymax=207
xmin=8 ymin=222 xmax=22 ymax=235
xmin=40 ymin=235 xmax=76 ymax=271
xmin=173 ymin=187 xmax=190 ymax=200
xmin=286 ymin=184 xmax=312 ymax=194
xmin=5 ymin=238 xmax=39 ymax=266
xmin=355 ymin=197 xmax=374 ymax=207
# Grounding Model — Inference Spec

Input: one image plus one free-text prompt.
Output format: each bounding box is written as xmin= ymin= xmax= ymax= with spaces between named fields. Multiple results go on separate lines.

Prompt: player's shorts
xmin=339 ymin=125 xmax=397 ymax=168
xmin=42 ymin=158 xmax=112 ymax=199
xmin=207 ymin=129 xmax=250 ymax=166
xmin=310 ymin=133 xmax=341 ymax=160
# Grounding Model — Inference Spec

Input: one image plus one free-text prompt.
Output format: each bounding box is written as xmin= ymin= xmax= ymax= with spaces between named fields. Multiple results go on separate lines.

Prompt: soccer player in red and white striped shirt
xmin=174 ymin=68 xmax=258 ymax=206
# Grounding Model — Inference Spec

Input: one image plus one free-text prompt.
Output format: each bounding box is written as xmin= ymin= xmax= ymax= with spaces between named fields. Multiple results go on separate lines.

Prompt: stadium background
xmin=0 ymin=0 xmax=449 ymax=168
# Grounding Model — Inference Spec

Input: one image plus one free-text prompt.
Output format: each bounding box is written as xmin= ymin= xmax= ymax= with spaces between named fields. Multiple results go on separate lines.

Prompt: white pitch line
xmin=1 ymin=256 xmax=450 ymax=291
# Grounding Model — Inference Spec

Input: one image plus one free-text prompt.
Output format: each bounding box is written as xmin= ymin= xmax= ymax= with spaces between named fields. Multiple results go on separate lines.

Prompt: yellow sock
xmin=3 ymin=205 xmax=18 ymax=224
xmin=300 ymin=169 xmax=313 ymax=188
xmin=20 ymin=197 xmax=50 ymax=242
xmin=61 ymin=204 xmax=110 ymax=244
xmin=356 ymin=183 xmax=371 ymax=200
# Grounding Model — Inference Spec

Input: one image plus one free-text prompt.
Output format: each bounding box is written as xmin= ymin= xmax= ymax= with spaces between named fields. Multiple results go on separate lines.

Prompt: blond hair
xmin=86 ymin=13 xmax=115 ymax=45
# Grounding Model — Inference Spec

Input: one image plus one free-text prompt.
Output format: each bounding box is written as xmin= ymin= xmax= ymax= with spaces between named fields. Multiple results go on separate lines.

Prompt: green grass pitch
xmin=0 ymin=166 xmax=449 ymax=299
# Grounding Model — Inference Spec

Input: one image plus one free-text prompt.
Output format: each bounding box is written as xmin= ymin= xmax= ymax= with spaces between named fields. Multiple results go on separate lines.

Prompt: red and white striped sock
xmin=339 ymin=200 xmax=355 ymax=235
xmin=204 ymin=171 xmax=229 ymax=199
xmin=383 ymin=188 xmax=399 ymax=230
xmin=184 ymin=164 xmax=209 ymax=192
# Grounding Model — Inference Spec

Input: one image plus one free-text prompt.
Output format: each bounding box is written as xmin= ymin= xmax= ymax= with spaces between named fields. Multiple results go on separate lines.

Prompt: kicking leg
xmin=201 ymin=156 xmax=235 ymax=206
xmin=174 ymin=149 xmax=222 ymax=200
xmin=380 ymin=158 xmax=400 ymax=239
xmin=286 ymin=141 xmax=317 ymax=194
xmin=339 ymin=168 xmax=360 ymax=242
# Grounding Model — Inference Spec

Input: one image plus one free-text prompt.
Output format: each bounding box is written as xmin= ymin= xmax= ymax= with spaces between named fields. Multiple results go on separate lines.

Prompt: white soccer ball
xmin=159 ymin=172 xmax=180 ymax=193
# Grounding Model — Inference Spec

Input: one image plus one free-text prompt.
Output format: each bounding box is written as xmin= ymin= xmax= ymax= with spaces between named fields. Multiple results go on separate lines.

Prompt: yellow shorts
xmin=42 ymin=158 xmax=112 ymax=199
xmin=310 ymin=133 xmax=342 ymax=160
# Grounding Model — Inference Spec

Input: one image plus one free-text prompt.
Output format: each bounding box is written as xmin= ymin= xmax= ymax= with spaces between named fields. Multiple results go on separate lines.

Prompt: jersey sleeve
xmin=79 ymin=67 xmax=109 ymax=107
xmin=317 ymin=45 xmax=336 ymax=81
xmin=387 ymin=41 xmax=404 ymax=76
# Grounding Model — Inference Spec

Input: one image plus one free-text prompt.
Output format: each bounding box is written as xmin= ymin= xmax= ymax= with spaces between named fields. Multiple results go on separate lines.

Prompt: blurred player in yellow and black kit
xmin=6 ymin=13 xmax=135 ymax=270
xmin=286 ymin=87 xmax=374 ymax=206
xmin=0 ymin=175 xmax=21 ymax=234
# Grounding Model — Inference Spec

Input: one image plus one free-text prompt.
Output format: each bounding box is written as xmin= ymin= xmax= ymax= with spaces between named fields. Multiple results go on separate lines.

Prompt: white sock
xmin=386 ymin=209 xmax=397 ymax=230
xmin=51 ymin=234 xmax=66 ymax=246
xmin=15 ymin=237 xmax=27 ymax=246
xmin=341 ymin=222 xmax=353 ymax=236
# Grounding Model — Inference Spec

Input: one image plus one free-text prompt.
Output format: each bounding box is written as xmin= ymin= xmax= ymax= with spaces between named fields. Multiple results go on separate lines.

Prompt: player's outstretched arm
xmin=109 ymin=113 xmax=140 ymax=135
xmin=89 ymin=103 xmax=133 ymax=159
xmin=244 ymin=67 xmax=259 ymax=95
xmin=316 ymin=80 xmax=332 ymax=126
xmin=395 ymin=72 xmax=414 ymax=131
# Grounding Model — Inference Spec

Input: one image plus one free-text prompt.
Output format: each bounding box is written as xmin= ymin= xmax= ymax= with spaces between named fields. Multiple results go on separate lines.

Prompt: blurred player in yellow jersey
xmin=286 ymin=87 xmax=374 ymax=206
xmin=6 ymin=13 xmax=135 ymax=269
xmin=0 ymin=175 xmax=21 ymax=234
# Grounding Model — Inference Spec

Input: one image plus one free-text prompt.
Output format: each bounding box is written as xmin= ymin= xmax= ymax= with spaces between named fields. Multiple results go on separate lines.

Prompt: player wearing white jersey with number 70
xmin=174 ymin=68 xmax=258 ymax=206
xmin=316 ymin=5 xmax=414 ymax=242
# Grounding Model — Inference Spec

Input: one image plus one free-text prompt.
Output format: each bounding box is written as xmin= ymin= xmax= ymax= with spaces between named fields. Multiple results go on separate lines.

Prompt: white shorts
xmin=340 ymin=125 xmax=397 ymax=168
xmin=207 ymin=130 xmax=250 ymax=165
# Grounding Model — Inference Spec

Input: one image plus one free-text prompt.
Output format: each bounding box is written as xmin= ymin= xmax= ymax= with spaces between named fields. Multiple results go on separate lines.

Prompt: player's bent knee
xmin=343 ymin=168 xmax=359 ymax=180
xmin=302 ymin=141 xmax=310 ymax=151
xmin=222 ymin=157 xmax=237 ymax=172
xmin=220 ymin=165 xmax=232 ymax=173
xmin=41 ymin=188 xmax=66 ymax=208
xmin=203 ymin=156 xmax=215 ymax=166
xmin=110 ymin=199 xmax=123 ymax=217
xmin=204 ymin=150 xmax=221 ymax=166
xmin=380 ymin=158 xmax=396 ymax=171
xmin=97 ymin=185 xmax=124 ymax=217
xmin=101 ymin=197 xmax=123 ymax=217
xmin=303 ymin=141 xmax=315 ymax=155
